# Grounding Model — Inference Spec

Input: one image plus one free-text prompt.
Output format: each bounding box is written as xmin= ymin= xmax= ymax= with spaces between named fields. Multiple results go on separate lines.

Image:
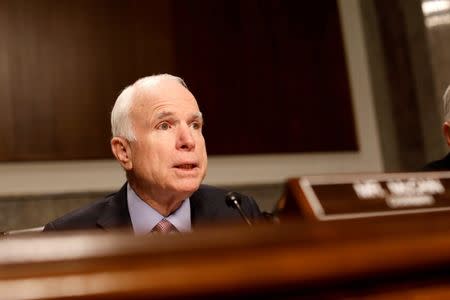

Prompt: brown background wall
xmin=0 ymin=0 xmax=356 ymax=161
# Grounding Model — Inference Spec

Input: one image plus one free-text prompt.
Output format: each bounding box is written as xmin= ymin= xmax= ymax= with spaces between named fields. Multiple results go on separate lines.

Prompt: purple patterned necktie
xmin=151 ymin=219 xmax=178 ymax=234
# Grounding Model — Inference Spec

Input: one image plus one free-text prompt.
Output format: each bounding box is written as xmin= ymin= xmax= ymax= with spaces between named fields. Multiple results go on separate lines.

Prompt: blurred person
xmin=423 ymin=85 xmax=450 ymax=171
xmin=44 ymin=74 xmax=261 ymax=234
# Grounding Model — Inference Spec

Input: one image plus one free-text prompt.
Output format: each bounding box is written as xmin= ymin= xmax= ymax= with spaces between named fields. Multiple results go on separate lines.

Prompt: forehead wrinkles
xmin=130 ymin=83 xmax=200 ymax=124
xmin=150 ymin=95 xmax=200 ymax=114
xmin=128 ymin=91 xmax=157 ymax=129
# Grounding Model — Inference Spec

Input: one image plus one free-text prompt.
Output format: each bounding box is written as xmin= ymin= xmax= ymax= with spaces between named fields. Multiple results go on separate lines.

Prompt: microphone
xmin=225 ymin=192 xmax=253 ymax=226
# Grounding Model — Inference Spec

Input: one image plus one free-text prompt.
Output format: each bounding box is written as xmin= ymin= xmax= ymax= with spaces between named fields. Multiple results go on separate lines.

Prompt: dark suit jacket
xmin=44 ymin=184 xmax=262 ymax=231
xmin=422 ymin=152 xmax=450 ymax=171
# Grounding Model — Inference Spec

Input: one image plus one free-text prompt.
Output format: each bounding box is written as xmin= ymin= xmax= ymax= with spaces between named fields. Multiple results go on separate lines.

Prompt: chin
xmin=172 ymin=178 xmax=202 ymax=194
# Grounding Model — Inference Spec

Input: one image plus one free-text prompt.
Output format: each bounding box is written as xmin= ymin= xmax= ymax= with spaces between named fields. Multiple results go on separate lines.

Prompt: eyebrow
xmin=156 ymin=111 xmax=175 ymax=120
xmin=192 ymin=111 xmax=203 ymax=120
xmin=155 ymin=111 xmax=203 ymax=120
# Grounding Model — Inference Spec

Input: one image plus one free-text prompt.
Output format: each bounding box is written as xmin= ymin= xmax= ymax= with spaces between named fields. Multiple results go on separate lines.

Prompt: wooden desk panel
xmin=2 ymin=216 xmax=450 ymax=299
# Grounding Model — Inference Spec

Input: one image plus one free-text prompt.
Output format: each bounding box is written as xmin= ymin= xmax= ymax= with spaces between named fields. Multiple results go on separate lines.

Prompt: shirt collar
xmin=127 ymin=183 xmax=191 ymax=235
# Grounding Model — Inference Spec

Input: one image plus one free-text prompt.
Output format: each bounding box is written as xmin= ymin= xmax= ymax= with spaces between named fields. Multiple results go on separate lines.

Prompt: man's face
xmin=128 ymin=79 xmax=207 ymax=198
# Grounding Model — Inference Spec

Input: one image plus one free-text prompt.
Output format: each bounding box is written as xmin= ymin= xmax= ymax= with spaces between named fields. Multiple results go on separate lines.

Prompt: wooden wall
xmin=173 ymin=0 xmax=356 ymax=155
xmin=0 ymin=0 xmax=356 ymax=161
xmin=0 ymin=0 xmax=176 ymax=160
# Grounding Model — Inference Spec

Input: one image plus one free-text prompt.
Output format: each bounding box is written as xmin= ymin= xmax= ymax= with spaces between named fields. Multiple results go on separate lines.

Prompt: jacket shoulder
xmin=190 ymin=185 xmax=262 ymax=225
xmin=43 ymin=193 xmax=115 ymax=231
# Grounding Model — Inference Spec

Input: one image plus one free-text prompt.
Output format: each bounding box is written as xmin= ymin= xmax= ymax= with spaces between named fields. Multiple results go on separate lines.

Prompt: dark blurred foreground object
xmin=278 ymin=171 xmax=450 ymax=222
xmin=3 ymin=216 xmax=450 ymax=299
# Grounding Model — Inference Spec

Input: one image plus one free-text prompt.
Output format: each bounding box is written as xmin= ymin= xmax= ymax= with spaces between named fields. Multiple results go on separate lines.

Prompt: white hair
xmin=110 ymin=74 xmax=187 ymax=141
xmin=444 ymin=85 xmax=450 ymax=121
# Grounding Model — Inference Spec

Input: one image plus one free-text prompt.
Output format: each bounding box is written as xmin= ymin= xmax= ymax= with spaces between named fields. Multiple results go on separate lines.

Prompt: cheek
xmin=132 ymin=139 xmax=161 ymax=169
xmin=199 ymin=141 xmax=208 ymax=168
xmin=197 ymin=137 xmax=207 ymax=153
xmin=197 ymin=134 xmax=206 ymax=147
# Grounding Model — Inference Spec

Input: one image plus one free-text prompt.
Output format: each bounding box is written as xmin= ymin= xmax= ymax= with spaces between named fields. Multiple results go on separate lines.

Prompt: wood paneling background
xmin=173 ymin=0 xmax=357 ymax=154
xmin=0 ymin=0 xmax=176 ymax=160
xmin=0 ymin=0 xmax=356 ymax=161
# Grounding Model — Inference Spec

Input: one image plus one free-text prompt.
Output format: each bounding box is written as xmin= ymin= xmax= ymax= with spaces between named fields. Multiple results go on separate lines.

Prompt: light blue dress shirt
xmin=127 ymin=184 xmax=191 ymax=235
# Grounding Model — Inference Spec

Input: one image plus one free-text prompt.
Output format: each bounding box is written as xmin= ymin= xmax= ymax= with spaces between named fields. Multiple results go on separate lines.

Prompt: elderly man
xmin=44 ymin=74 xmax=261 ymax=233
xmin=423 ymin=85 xmax=450 ymax=171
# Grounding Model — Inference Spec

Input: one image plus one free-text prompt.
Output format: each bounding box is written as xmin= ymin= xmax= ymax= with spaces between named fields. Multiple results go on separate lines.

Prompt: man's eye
xmin=157 ymin=122 xmax=171 ymax=130
xmin=191 ymin=122 xmax=202 ymax=130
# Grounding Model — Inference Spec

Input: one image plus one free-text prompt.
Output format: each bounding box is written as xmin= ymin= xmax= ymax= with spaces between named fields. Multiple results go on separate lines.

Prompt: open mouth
xmin=174 ymin=164 xmax=198 ymax=170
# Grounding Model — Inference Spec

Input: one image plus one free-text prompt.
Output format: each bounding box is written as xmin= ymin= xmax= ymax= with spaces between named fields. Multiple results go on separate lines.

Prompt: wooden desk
xmin=2 ymin=215 xmax=450 ymax=299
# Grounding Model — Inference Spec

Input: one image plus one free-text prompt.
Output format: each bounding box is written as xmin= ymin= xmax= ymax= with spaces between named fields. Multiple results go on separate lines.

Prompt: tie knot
xmin=151 ymin=219 xmax=178 ymax=234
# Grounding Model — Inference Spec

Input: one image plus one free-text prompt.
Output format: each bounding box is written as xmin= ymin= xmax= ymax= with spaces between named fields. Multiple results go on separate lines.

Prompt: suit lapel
xmin=95 ymin=184 xmax=219 ymax=230
xmin=96 ymin=183 xmax=133 ymax=231
xmin=189 ymin=185 xmax=221 ymax=226
xmin=189 ymin=188 xmax=202 ymax=226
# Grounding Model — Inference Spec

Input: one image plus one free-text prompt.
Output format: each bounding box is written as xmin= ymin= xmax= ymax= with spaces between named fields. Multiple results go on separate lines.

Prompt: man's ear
xmin=443 ymin=122 xmax=450 ymax=146
xmin=111 ymin=137 xmax=133 ymax=170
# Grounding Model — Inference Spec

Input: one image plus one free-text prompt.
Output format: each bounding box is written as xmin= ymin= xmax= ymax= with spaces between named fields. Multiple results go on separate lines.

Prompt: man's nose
xmin=176 ymin=124 xmax=195 ymax=151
